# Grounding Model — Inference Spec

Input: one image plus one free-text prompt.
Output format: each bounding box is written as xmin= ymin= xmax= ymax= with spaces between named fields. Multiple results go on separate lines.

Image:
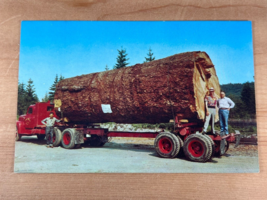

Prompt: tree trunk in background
xmin=54 ymin=51 xmax=220 ymax=124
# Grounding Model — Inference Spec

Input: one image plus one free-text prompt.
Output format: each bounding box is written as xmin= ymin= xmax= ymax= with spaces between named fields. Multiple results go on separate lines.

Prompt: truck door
xmin=24 ymin=106 xmax=36 ymax=129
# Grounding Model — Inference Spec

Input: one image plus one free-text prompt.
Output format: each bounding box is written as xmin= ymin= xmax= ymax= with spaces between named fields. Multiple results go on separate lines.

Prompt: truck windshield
xmin=27 ymin=107 xmax=33 ymax=114
xmin=47 ymin=107 xmax=53 ymax=111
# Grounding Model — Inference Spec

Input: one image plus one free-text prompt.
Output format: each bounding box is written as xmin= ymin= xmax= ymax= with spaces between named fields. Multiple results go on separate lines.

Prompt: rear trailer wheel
xmin=183 ymin=134 xmax=212 ymax=162
xmin=37 ymin=134 xmax=45 ymax=140
xmin=203 ymin=135 xmax=215 ymax=159
xmin=61 ymin=128 xmax=76 ymax=149
xmin=15 ymin=127 xmax=21 ymax=141
xmin=154 ymin=132 xmax=180 ymax=158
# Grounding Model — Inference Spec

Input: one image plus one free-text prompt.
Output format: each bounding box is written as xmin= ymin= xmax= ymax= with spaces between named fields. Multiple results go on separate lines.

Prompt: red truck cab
xmin=16 ymin=101 xmax=60 ymax=140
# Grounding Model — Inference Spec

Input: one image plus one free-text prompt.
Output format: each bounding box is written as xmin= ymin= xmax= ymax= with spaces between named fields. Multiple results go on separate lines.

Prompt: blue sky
xmin=19 ymin=21 xmax=254 ymax=99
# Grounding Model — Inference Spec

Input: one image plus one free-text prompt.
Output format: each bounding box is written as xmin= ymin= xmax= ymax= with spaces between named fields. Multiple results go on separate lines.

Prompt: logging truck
xmin=16 ymin=51 xmax=240 ymax=162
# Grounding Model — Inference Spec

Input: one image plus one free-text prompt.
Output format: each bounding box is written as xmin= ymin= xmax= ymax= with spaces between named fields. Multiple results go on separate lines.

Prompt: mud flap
xmin=234 ymin=130 xmax=241 ymax=148
xmin=220 ymin=131 xmax=226 ymax=155
xmin=75 ymin=130 xmax=84 ymax=144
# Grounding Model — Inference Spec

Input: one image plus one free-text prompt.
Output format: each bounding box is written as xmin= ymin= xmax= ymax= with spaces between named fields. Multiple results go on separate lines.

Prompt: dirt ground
xmin=14 ymin=136 xmax=259 ymax=173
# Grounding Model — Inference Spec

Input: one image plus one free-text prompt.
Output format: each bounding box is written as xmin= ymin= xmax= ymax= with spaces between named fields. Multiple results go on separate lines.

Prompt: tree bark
xmin=54 ymin=51 xmax=220 ymax=124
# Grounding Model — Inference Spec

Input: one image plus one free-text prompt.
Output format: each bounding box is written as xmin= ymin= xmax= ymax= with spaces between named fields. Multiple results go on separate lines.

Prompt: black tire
xmin=183 ymin=134 xmax=213 ymax=162
xmin=176 ymin=135 xmax=184 ymax=147
xmin=61 ymin=128 xmax=76 ymax=149
xmin=176 ymin=135 xmax=185 ymax=157
xmin=37 ymin=134 xmax=45 ymax=140
xmin=203 ymin=135 xmax=215 ymax=159
xmin=15 ymin=127 xmax=21 ymax=141
xmin=154 ymin=132 xmax=180 ymax=158
xmin=75 ymin=144 xmax=81 ymax=149
xmin=52 ymin=127 xmax=62 ymax=147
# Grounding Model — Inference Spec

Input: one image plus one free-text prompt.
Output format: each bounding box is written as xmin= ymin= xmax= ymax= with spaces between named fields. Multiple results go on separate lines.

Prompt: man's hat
xmin=209 ymin=87 xmax=214 ymax=91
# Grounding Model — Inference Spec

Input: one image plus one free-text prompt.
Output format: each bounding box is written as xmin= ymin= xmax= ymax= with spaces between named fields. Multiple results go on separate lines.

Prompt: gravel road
xmin=14 ymin=136 xmax=259 ymax=173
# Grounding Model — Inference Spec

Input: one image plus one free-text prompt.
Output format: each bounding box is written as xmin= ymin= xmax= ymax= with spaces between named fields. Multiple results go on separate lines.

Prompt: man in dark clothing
xmin=41 ymin=112 xmax=61 ymax=148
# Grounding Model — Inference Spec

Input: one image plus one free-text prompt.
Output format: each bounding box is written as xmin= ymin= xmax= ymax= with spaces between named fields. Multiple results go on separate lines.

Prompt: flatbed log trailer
xmin=16 ymin=51 xmax=241 ymax=162
xmin=16 ymin=101 xmax=240 ymax=162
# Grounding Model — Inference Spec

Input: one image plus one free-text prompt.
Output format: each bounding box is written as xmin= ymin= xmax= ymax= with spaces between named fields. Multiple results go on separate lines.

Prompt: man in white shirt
xmin=217 ymin=91 xmax=235 ymax=135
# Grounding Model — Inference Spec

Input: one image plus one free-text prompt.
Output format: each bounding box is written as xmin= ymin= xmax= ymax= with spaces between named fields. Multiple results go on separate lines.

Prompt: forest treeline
xmin=17 ymin=75 xmax=64 ymax=115
xmin=221 ymin=82 xmax=256 ymax=119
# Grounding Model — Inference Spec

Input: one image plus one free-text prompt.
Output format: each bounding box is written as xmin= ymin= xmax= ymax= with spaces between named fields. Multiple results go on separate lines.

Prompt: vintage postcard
xmin=15 ymin=21 xmax=258 ymax=173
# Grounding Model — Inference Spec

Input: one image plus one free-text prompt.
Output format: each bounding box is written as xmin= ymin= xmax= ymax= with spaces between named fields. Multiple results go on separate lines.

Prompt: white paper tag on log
xmin=101 ymin=104 xmax=112 ymax=113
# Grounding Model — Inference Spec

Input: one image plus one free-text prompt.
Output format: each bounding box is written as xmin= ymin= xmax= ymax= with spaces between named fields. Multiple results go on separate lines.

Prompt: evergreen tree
xmin=59 ymin=74 xmax=64 ymax=82
xmin=41 ymin=92 xmax=49 ymax=102
xmin=228 ymin=94 xmax=248 ymax=119
xmin=24 ymin=79 xmax=39 ymax=109
xmin=220 ymin=81 xmax=256 ymax=119
xmin=241 ymin=82 xmax=255 ymax=115
xmin=113 ymin=47 xmax=129 ymax=69
xmin=49 ymin=74 xmax=59 ymax=101
xmin=17 ymin=82 xmax=26 ymax=115
xmin=251 ymin=84 xmax=256 ymax=117
xmin=105 ymin=65 xmax=109 ymax=71
xmin=144 ymin=48 xmax=155 ymax=63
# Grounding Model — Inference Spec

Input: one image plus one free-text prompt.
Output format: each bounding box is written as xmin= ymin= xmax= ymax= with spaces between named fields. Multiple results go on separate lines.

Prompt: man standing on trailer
xmin=202 ymin=87 xmax=218 ymax=135
xmin=41 ymin=112 xmax=61 ymax=148
xmin=217 ymin=91 xmax=235 ymax=135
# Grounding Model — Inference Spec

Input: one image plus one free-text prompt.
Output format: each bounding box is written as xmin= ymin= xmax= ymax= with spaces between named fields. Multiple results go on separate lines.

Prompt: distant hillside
xmin=220 ymin=82 xmax=255 ymax=97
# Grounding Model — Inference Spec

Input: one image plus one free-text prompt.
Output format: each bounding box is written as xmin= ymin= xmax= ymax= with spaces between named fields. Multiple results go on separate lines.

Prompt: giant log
xmin=54 ymin=51 xmax=220 ymax=124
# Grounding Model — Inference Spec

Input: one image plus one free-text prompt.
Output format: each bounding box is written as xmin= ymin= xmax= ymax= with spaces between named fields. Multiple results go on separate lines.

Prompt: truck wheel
xmin=61 ymin=128 xmax=76 ymax=149
xmin=183 ymin=134 xmax=212 ymax=162
xmin=203 ymin=135 xmax=215 ymax=159
xmin=154 ymin=132 xmax=180 ymax=158
xmin=37 ymin=135 xmax=45 ymax=140
xmin=15 ymin=127 xmax=21 ymax=141
xmin=52 ymin=127 xmax=62 ymax=147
